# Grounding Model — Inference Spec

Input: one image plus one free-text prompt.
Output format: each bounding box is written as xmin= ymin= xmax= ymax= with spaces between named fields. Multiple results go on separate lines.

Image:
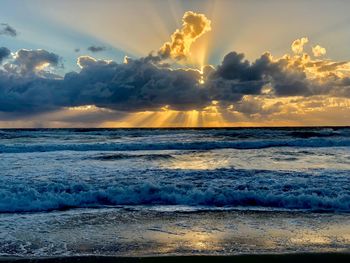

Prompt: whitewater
xmin=1 ymin=127 xmax=350 ymax=256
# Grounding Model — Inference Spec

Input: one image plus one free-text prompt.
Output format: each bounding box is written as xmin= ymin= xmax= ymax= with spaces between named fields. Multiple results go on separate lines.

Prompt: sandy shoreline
xmin=1 ymin=253 xmax=350 ymax=263
xmin=1 ymin=209 xmax=349 ymax=256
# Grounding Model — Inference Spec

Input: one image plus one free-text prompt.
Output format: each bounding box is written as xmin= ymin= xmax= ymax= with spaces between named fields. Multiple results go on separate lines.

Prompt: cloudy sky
xmin=1 ymin=0 xmax=350 ymax=127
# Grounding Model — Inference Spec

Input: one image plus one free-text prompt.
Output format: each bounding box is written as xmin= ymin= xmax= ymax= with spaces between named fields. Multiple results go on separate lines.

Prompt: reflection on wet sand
xmin=0 ymin=209 xmax=349 ymax=256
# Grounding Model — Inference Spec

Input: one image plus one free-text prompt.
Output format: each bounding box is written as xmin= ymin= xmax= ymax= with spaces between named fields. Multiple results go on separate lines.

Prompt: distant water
xmin=0 ymin=128 xmax=350 ymax=256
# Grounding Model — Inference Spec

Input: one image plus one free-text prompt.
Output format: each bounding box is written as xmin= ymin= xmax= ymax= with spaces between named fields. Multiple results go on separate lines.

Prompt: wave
xmin=1 ymin=138 xmax=350 ymax=153
xmin=91 ymin=153 xmax=174 ymax=160
xmin=1 ymin=178 xmax=350 ymax=213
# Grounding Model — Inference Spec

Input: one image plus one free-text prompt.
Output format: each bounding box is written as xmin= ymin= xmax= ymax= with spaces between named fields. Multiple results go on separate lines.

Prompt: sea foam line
xmin=1 ymin=138 xmax=350 ymax=153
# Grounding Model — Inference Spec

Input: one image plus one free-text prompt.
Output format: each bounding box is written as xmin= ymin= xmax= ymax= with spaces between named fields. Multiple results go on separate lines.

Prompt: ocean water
xmin=0 ymin=127 xmax=350 ymax=256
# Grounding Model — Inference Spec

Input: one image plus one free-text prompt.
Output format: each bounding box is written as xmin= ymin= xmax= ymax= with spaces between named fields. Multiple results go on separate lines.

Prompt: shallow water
xmin=0 ymin=128 xmax=350 ymax=256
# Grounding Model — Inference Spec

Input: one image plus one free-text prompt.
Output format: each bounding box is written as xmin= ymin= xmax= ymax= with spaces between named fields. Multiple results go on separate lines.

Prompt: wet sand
xmin=1 ymin=253 xmax=350 ymax=263
xmin=1 ymin=209 xmax=350 ymax=256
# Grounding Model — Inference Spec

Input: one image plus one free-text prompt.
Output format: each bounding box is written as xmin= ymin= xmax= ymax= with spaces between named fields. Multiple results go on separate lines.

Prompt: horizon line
xmin=1 ymin=125 xmax=350 ymax=130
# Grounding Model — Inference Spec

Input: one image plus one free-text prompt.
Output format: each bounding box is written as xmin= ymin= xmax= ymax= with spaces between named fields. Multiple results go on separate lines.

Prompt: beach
xmin=1 ymin=208 xmax=350 ymax=256
xmin=1 ymin=253 xmax=350 ymax=263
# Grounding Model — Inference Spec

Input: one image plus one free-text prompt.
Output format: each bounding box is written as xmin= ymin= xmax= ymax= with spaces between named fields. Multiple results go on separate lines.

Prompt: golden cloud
xmin=291 ymin=37 xmax=308 ymax=54
xmin=312 ymin=45 xmax=327 ymax=57
xmin=158 ymin=11 xmax=211 ymax=60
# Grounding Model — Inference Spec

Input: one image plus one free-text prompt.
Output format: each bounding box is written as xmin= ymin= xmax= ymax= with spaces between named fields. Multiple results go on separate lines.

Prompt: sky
xmin=1 ymin=0 xmax=350 ymax=127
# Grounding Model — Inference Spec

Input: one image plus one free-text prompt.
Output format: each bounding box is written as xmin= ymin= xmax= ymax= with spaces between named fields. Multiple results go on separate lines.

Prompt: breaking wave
xmin=1 ymin=169 xmax=350 ymax=213
xmin=1 ymin=138 xmax=350 ymax=153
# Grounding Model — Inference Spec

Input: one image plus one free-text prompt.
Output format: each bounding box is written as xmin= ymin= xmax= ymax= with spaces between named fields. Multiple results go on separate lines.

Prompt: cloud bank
xmin=1 ymin=44 xmax=349 ymax=114
xmin=0 ymin=12 xmax=350 ymax=126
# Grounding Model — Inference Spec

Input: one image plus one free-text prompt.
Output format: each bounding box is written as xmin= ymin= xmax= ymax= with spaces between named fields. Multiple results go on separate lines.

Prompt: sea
xmin=0 ymin=127 xmax=350 ymax=257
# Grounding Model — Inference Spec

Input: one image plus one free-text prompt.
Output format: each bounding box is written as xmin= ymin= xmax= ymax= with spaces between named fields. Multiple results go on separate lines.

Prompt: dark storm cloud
xmin=270 ymin=69 xmax=311 ymax=96
xmin=3 ymin=49 xmax=60 ymax=76
xmin=63 ymin=56 xmax=208 ymax=112
xmin=0 ymin=54 xmax=208 ymax=113
xmin=0 ymin=71 xmax=62 ymax=113
xmin=207 ymin=51 xmax=313 ymax=99
xmin=211 ymin=52 xmax=264 ymax=81
xmin=87 ymin=46 xmax=107 ymax=53
xmin=0 ymin=23 xmax=17 ymax=37
xmin=206 ymin=52 xmax=270 ymax=102
xmin=0 ymin=47 xmax=11 ymax=63
xmin=0 ymin=47 xmax=349 ymax=117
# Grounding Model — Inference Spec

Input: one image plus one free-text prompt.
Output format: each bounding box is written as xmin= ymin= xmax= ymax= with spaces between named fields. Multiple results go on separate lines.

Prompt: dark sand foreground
xmin=1 ymin=253 xmax=350 ymax=263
